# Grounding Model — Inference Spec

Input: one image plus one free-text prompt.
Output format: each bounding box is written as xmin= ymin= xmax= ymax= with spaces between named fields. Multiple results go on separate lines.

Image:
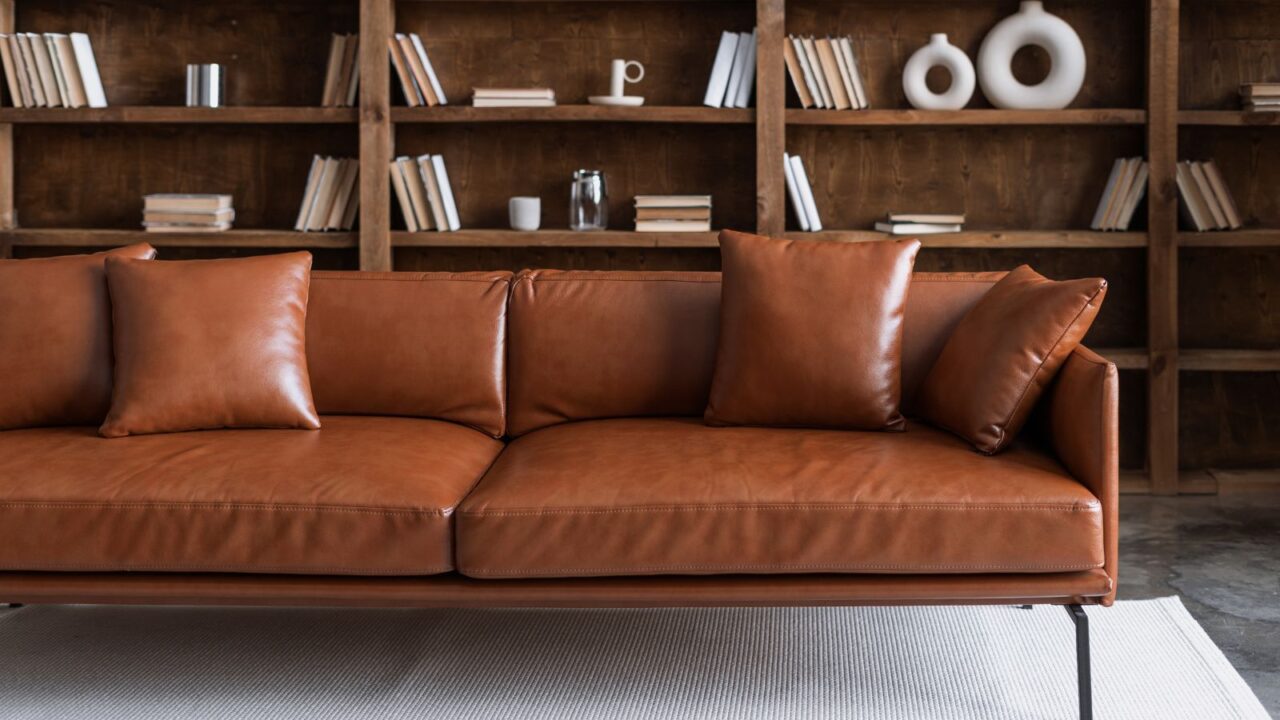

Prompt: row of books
xmin=473 ymin=88 xmax=555 ymax=108
xmin=785 ymin=35 xmax=868 ymax=110
xmin=703 ymin=30 xmax=756 ymax=109
xmin=783 ymin=153 xmax=823 ymax=232
xmin=0 ymin=32 xmax=106 ymax=108
xmin=1090 ymin=158 xmax=1149 ymax=231
xmin=389 ymin=154 xmax=462 ymax=232
xmin=143 ymin=194 xmax=233 ymax=233
xmin=321 ymin=34 xmax=360 ymax=108
xmin=295 ymin=156 xmax=361 ymax=232
xmin=389 ymin=32 xmax=448 ymax=107
xmin=1177 ymin=159 xmax=1242 ymax=231
xmin=876 ymin=214 xmax=965 ymax=235
xmin=634 ymin=195 xmax=711 ymax=233
xmin=1241 ymin=83 xmax=1279 ymax=113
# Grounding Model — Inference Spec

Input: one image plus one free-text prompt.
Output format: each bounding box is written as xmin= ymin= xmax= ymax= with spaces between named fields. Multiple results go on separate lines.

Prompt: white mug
xmin=610 ymin=59 xmax=645 ymax=97
xmin=509 ymin=196 xmax=541 ymax=231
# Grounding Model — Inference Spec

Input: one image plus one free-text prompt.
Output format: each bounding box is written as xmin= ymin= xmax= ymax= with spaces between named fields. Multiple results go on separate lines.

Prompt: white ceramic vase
xmin=902 ymin=34 xmax=976 ymax=110
xmin=977 ymin=0 xmax=1086 ymax=110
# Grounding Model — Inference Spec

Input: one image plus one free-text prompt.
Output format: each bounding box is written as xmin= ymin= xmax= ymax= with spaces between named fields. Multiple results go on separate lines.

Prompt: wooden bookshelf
xmin=3 ymin=0 xmax=1277 ymax=491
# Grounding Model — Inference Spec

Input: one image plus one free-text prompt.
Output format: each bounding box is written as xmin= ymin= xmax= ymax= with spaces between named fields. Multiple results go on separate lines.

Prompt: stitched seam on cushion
xmin=0 ymin=501 xmax=453 ymax=516
xmin=460 ymin=503 xmax=1100 ymax=517
xmin=312 ymin=271 xmax=510 ymax=284
xmin=464 ymin=561 xmax=1106 ymax=576
xmin=994 ymin=284 xmax=1107 ymax=449
xmin=9 ymin=561 xmax=453 ymax=574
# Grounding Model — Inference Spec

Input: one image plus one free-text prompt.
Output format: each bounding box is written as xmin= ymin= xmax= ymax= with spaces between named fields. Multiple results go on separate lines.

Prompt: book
xmin=782 ymin=152 xmax=810 ymax=231
xmin=724 ymin=30 xmax=751 ymax=110
xmin=397 ymin=156 xmax=432 ymax=230
xmin=144 ymin=222 xmax=233 ymax=233
xmin=731 ymin=29 xmax=757 ymax=109
xmin=888 ymin=213 xmax=965 ymax=225
xmin=144 ymin=208 xmax=236 ymax=225
xmin=321 ymin=34 xmax=346 ymax=106
xmin=791 ymin=36 xmax=824 ymax=109
xmin=308 ymin=157 xmax=345 ymax=231
xmin=1104 ymin=158 xmax=1140 ymax=230
xmin=782 ymin=39 xmax=813 ymax=109
xmin=839 ymin=37 xmax=869 ymax=109
xmin=1240 ymin=83 xmax=1280 ymax=98
xmin=829 ymin=35 xmax=858 ymax=110
xmin=801 ymin=36 xmax=833 ymax=109
xmin=816 ymin=38 xmax=851 ymax=110
xmin=16 ymin=33 xmax=46 ymax=107
xmin=294 ymin=157 xmax=325 ymax=231
xmin=1188 ymin=161 xmax=1227 ymax=229
xmin=417 ymin=155 xmax=449 ymax=230
xmin=1202 ymin=160 xmax=1242 ymax=230
xmin=43 ymin=34 xmax=70 ymax=107
xmin=389 ymin=159 xmax=419 ymax=232
xmin=410 ymin=33 xmax=446 ymax=106
xmin=634 ymin=195 xmax=713 ymax=208
xmin=69 ymin=33 xmax=106 ymax=107
xmin=1114 ymin=160 xmax=1149 ymax=231
xmin=27 ymin=33 xmax=60 ymax=107
xmin=398 ymin=34 xmax=437 ymax=106
xmin=145 ymin=194 xmax=233 ymax=213
xmin=787 ymin=155 xmax=822 ymax=231
xmin=635 ymin=219 xmax=712 ymax=233
xmin=1175 ymin=162 xmax=1212 ymax=231
xmin=473 ymin=88 xmax=555 ymax=100
xmin=1090 ymin=158 xmax=1126 ymax=230
xmin=326 ymin=158 xmax=360 ymax=230
xmin=471 ymin=97 xmax=556 ymax=108
xmin=703 ymin=31 xmax=739 ymax=108
xmin=48 ymin=34 xmax=86 ymax=108
xmin=874 ymin=222 xmax=962 ymax=235
xmin=0 ymin=37 xmax=21 ymax=107
xmin=339 ymin=34 xmax=360 ymax=107
xmin=635 ymin=206 xmax=712 ymax=221
xmin=388 ymin=36 xmax=422 ymax=106
xmin=431 ymin=154 xmax=462 ymax=231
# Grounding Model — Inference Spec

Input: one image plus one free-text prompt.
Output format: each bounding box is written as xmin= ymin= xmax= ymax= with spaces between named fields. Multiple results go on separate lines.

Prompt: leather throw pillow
xmin=0 ymin=243 xmax=157 ymax=430
xmin=705 ymin=230 xmax=921 ymax=430
xmin=917 ymin=264 xmax=1107 ymax=454
xmin=100 ymin=251 xmax=321 ymax=437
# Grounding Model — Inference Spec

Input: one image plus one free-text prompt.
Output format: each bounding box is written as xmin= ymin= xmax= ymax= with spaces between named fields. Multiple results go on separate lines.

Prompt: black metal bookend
xmin=1066 ymin=604 xmax=1093 ymax=720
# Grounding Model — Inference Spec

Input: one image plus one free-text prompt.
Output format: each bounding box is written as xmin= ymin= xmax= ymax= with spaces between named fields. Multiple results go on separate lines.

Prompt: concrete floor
xmin=1119 ymin=488 xmax=1280 ymax=715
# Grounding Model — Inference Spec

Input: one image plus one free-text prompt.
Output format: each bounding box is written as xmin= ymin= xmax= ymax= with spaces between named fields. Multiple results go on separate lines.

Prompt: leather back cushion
xmin=507 ymin=269 xmax=1005 ymax=437
xmin=306 ymin=271 xmax=512 ymax=437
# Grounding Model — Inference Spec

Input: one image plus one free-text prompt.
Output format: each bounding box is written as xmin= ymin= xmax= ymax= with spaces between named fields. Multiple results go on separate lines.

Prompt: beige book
xmin=814 ymin=38 xmax=850 ymax=110
xmin=326 ymin=158 xmax=360 ymax=230
xmin=829 ymin=37 xmax=859 ymax=110
xmin=1240 ymin=83 xmax=1280 ymax=98
xmin=635 ymin=207 xmax=712 ymax=221
xmin=1175 ymin=162 xmax=1212 ymax=231
xmin=473 ymin=88 xmax=555 ymax=100
xmin=1201 ymin=160 xmax=1242 ymax=230
xmin=321 ymin=34 xmax=345 ymax=106
xmin=15 ymin=33 xmax=45 ymax=107
xmin=782 ymin=38 xmax=813 ymax=109
xmin=800 ymin=36 xmax=832 ymax=109
xmin=307 ymin=157 xmax=344 ymax=231
xmin=340 ymin=169 xmax=361 ymax=231
xmin=0 ymin=36 xmax=21 ymax=107
xmin=293 ymin=156 xmax=325 ymax=231
xmin=398 ymin=35 xmax=437 ymax=106
xmin=839 ymin=37 xmax=869 ymax=109
xmin=634 ymin=195 xmax=713 ymax=208
xmin=144 ymin=208 xmax=235 ymax=224
xmin=791 ymin=36 xmax=824 ymax=109
xmin=145 ymin=194 xmax=233 ymax=212
xmin=340 ymin=34 xmax=360 ymax=107
xmin=1189 ymin=161 xmax=1227 ymax=229
xmin=1101 ymin=158 xmax=1138 ymax=230
xmin=635 ymin=219 xmax=711 ymax=233
xmin=388 ymin=159 xmax=418 ymax=232
xmin=1114 ymin=161 xmax=1149 ymax=231
xmin=8 ymin=35 xmax=33 ymax=107
xmin=888 ymin=213 xmax=966 ymax=224
xmin=1090 ymin=158 xmax=1126 ymax=230
xmin=417 ymin=155 xmax=449 ymax=230
xmin=49 ymin=35 xmax=86 ymax=108
xmin=388 ymin=36 xmax=421 ymax=106
xmin=27 ymin=33 xmax=60 ymax=107
xmin=144 ymin=222 xmax=232 ymax=233
xmin=397 ymin=156 xmax=433 ymax=230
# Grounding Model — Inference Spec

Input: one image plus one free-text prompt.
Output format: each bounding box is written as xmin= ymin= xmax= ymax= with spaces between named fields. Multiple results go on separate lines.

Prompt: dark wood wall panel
xmin=1181 ymin=371 xmax=1280 ymax=468
xmin=1180 ymin=248 xmax=1280 ymax=348
xmin=17 ymin=0 xmax=356 ymax=107
xmin=397 ymin=1 xmax=756 ymax=107
xmin=1180 ymin=128 xmax=1280 ymax=226
xmin=1179 ymin=0 xmax=1280 ymax=110
xmin=13 ymin=245 xmax=357 ymax=269
xmin=786 ymin=126 xmax=1146 ymax=231
xmin=395 ymin=123 xmax=756 ymax=231
xmin=15 ymin=125 xmax=356 ymax=229
xmin=786 ymin=0 xmax=1146 ymax=110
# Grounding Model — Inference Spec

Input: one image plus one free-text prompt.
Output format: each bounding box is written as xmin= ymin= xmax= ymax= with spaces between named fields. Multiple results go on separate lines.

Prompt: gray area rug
xmin=0 ymin=597 xmax=1268 ymax=719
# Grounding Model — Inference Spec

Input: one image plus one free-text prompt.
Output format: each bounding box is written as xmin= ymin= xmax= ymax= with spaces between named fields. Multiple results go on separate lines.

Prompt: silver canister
xmin=186 ymin=64 xmax=224 ymax=107
xmin=569 ymin=169 xmax=607 ymax=231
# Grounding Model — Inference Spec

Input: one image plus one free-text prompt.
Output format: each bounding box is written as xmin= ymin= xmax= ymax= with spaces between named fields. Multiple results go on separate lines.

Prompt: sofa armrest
xmin=1045 ymin=345 xmax=1119 ymax=605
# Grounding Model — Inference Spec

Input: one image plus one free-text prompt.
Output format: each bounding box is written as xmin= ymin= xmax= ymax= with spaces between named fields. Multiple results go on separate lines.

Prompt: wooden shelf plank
xmin=393 ymin=230 xmax=720 ymax=248
xmin=1095 ymin=348 xmax=1150 ymax=370
xmin=784 ymin=230 xmax=1147 ymax=248
xmin=1178 ymin=228 xmax=1280 ymax=247
xmin=1178 ymin=110 xmax=1280 ymax=127
xmin=392 ymin=105 xmax=753 ymax=124
xmin=0 ymin=107 xmax=358 ymax=124
xmin=1179 ymin=349 xmax=1280 ymax=372
xmin=1 ymin=229 xmax=357 ymax=249
xmin=785 ymin=109 xmax=1146 ymax=126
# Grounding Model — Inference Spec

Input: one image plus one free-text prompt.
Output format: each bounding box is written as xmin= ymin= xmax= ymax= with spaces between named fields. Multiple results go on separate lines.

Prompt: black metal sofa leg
xmin=1066 ymin=604 xmax=1093 ymax=720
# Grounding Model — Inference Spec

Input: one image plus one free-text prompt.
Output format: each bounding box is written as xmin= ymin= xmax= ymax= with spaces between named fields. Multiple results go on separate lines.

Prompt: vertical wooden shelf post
xmin=755 ymin=0 xmax=786 ymax=236
xmin=0 ymin=0 xmax=14 ymax=259
xmin=359 ymin=0 xmax=394 ymax=271
xmin=1147 ymin=0 xmax=1181 ymax=494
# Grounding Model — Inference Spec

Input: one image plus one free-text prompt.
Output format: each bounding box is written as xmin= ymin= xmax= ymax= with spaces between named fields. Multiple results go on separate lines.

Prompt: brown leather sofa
xmin=0 ymin=268 xmax=1116 ymax=717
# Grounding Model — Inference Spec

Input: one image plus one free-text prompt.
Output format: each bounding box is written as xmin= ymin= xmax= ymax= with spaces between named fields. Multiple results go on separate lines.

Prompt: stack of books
xmin=471 ymin=88 xmax=555 ymax=108
xmin=388 ymin=32 xmax=447 ymax=107
xmin=389 ymin=154 xmax=461 ymax=232
xmin=875 ymin=213 xmax=965 ymax=235
xmin=321 ymin=33 xmax=360 ymax=107
xmin=1241 ymin=83 xmax=1280 ymax=112
xmin=703 ymin=30 xmax=756 ymax=108
xmin=294 ymin=156 xmax=361 ymax=232
xmin=634 ymin=195 xmax=712 ymax=232
xmin=0 ymin=32 xmax=106 ymax=108
xmin=1090 ymin=157 xmax=1149 ymax=231
xmin=143 ymin=195 xmax=234 ymax=233
xmin=784 ymin=35 xmax=868 ymax=110
xmin=783 ymin=153 xmax=822 ymax=232
xmin=1176 ymin=159 xmax=1242 ymax=231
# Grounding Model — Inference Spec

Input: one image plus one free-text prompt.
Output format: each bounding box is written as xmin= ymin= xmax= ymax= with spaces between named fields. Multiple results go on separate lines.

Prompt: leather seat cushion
xmin=456 ymin=418 xmax=1103 ymax=578
xmin=0 ymin=416 xmax=502 ymax=575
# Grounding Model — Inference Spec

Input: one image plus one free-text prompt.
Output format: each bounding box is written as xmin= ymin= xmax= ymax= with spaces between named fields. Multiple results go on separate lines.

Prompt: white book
xmin=703 ymin=31 xmax=739 ymax=108
xmin=410 ymin=34 xmax=447 ymax=105
xmin=0 ymin=35 xmax=22 ymax=107
xmin=42 ymin=35 xmax=69 ymax=107
xmin=782 ymin=153 xmax=810 ymax=232
xmin=431 ymin=154 xmax=462 ymax=231
xmin=1091 ymin=158 xmax=1126 ymax=230
xmin=397 ymin=156 xmax=433 ymax=230
xmin=16 ymin=33 xmax=45 ymax=107
xmin=732 ymin=29 xmax=756 ymax=109
xmin=1202 ymin=160 xmax=1242 ymax=230
xmin=838 ymin=37 xmax=868 ymax=109
xmin=874 ymin=222 xmax=962 ymax=235
xmin=888 ymin=213 xmax=965 ymax=224
xmin=1189 ymin=161 xmax=1227 ymax=229
xmin=1115 ymin=161 xmax=1149 ymax=231
xmin=388 ymin=160 xmax=419 ymax=232
xmin=722 ymin=31 xmax=751 ymax=109
xmin=830 ymin=36 xmax=858 ymax=111
xmin=788 ymin=155 xmax=822 ymax=232
xmin=306 ymin=157 xmax=343 ymax=231
xmin=69 ymin=33 xmax=106 ymax=107
xmin=1104 ymin=158 xmax=1139 ymax=230
xmin=321 ymin=34 xmax=345 ymax=106
xmin=27 ymin=34 xmax=60 ymax=107
xmin=472 ymin=97 xmax=556 ymax=107
xmin=1175 ymin=162 xmax=1211 ymax=232
xmin=326 ymin=159 xmax=360 ymax=231
xmin=473 ymin=88 xmax=554 ymax=100
xmin=791 ymin=36 xmax=825 ymax=109
xmin=344 ymin=36 xmax=361 ymax=107
xmin=47 ymin=34 xmax=86 ymax=108
xmin=635 ymin=220 xmax=712 ymax=233
xmin=802 ymin=37 xmax=833 ymax=110
xmin=634 ymin=195 xmax=713 ymax=208
xmin=417 ymin=155 xmax=449 ymax=231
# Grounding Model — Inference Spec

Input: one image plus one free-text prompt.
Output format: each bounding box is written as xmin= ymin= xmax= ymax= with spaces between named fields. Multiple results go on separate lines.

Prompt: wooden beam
xmin=786 ymin=108 xmax=1146 ymax=126
xmin=1146 ymin=0 xmax=1180 ymax=495
xmin=359 ymin=0 xmax=394 ymax=271
xmin=1179 ymin=349 xmax=1280 ymax=372
xmin=1 ymin=229 xmax=357 ymax=249
xmin=0 ymin=107 xmax=357 ymax=124
xmin=755 ymin=0 xmax=786 ymax=237
xmin=392 ymin=106 xmax=752 ymax=124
